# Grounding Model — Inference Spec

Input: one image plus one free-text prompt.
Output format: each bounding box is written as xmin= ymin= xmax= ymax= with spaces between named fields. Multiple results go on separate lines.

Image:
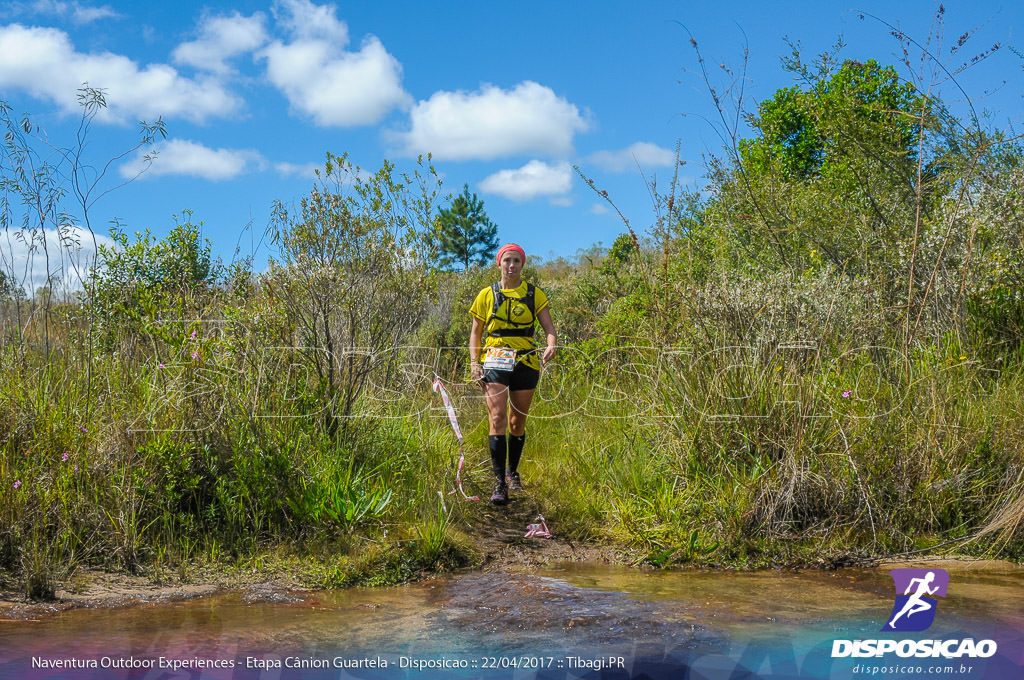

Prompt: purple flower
xmin=158 ymin=362 xmax=165 ymax=368
xmin=841 ymin=391 xmax=851 ymax=398
xmin=191 ymin=351 xmax=199 ymax=360
xmin=13 ymin=480 xmax=20 ymax=489
xmin=78 ymin=425 xmax=88 ymax=434
xmin=190 ymin=330 xmax=197 ymax=340
xmin=62 ymin=452 xmax=69 ymax=462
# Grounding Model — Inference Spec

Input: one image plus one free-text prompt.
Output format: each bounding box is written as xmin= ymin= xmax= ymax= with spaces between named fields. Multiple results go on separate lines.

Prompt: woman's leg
xmin=484 ymin=382 xmax=510 ymax=502
xmin=485 ymin=382 xmax=510 ymax=435
xmin=508 ymin=389 xmax=534 ymax=437
xmin=507 ymin=388 xmax=535 ymax=486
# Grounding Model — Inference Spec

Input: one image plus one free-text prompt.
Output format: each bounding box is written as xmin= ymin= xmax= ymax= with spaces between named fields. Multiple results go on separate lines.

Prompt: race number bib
xmin=482 ymin=347 xmax=516 ymax=372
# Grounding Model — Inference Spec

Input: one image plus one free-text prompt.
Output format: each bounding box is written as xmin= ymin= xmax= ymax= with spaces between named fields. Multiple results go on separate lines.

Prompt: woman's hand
xmin=469 ymin=317 xmax=484 ymax=383
xmin=536 ymin=307 xmax=557 ymax=366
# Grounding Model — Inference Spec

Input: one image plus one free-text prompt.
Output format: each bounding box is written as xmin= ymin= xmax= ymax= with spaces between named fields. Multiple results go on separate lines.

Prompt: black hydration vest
xmin=485 ymin=282 xmax=536 ymax=338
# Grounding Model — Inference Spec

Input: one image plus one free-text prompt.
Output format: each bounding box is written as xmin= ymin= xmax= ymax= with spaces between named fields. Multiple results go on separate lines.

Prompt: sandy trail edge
xmin=0 ymin=500 xmax=620 ymax=621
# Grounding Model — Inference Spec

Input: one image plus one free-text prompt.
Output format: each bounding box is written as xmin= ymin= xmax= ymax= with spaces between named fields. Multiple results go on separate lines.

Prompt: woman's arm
xmin=536 ymin=307 xmax=557 ymax=365
xmin=470 ymin=316 xmax=484 ymax=381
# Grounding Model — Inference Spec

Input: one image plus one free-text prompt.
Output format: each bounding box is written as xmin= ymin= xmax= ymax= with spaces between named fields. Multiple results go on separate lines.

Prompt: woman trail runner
xmin=469 ymin=243 xmax=557 ymax=505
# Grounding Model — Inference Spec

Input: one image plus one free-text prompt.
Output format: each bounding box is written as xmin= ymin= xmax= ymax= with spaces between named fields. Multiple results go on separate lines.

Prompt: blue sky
xmin=0 ymin=0 xmax=1020 ymax=291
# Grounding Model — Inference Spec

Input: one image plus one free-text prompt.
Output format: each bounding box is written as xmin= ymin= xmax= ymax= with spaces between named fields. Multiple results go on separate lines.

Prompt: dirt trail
xmin=463 ymin=493 xmax=620 ymax=571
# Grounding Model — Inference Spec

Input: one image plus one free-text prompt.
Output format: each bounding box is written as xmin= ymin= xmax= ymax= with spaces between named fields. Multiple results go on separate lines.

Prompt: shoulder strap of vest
xmin=491 ymin=282 xmax=503 ymax=316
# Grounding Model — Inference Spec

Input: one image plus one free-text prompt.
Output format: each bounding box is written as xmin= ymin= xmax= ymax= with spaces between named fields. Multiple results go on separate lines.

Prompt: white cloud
xmin=271 ymin=0 xmax=347 ymax=42
xmin=258 ymin=0 xmax=408 ymax=127
xmin=589 ymin=203 xmax=610 ymax=215
xmin=4 ymin=0 xmax=118 ymax=24
xmin=479 ymin=160 xmax=572 ymax=202
xmin=396 ymin=81 xmax=589 ymax=161
xmin=120 ymin=139 xmax=265 ymax=181
xmin=274 ymin=161 xmax=320 ymax=179
xmin=0 ymin=226 xmax=117 ymax=295
xmin=173 ymin=11 xmax=268 ymax=74
xmin=70 ymin=3 xmax=115 ymax=23
xmin=0 ymin=24 xmax=240 ymax=122
xmin=586 ymin=142 xmax=675 ymax=172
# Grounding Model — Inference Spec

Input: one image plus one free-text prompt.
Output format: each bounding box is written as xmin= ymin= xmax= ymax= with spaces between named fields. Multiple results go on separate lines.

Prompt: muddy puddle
xmin=1 ymin=561 xmax=1023 ymax=678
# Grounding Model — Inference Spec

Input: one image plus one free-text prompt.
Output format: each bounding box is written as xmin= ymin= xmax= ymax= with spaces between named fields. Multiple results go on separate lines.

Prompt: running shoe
xmin=506 ymin=471 xmax=523 ymax=491
xmin=490 ymin=481 xmax=508 ymax=505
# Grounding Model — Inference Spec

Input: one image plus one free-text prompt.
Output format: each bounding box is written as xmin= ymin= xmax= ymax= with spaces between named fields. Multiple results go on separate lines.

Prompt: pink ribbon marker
xmin=433 ymin=376 xmax=480 ymax=502
xmin=524 ymin=514 xmax=552 ymax=539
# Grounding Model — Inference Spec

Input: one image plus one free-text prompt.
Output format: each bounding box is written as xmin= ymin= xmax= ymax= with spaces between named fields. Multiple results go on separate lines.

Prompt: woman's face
xmin=500 ymin=251 xmax=524 ymax=277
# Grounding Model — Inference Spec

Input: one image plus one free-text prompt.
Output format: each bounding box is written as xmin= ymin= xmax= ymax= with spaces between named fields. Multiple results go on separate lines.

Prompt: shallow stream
xmin=2 ymin=561 xmax=1023 ymax=679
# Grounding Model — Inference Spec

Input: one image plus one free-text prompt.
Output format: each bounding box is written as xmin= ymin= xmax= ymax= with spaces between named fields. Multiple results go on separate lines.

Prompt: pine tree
xmin=432 ymin=184 xmax=498 ymax=271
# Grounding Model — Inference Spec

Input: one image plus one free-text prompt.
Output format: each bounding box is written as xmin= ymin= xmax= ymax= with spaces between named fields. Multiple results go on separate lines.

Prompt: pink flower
xmin=158 ymin=362 xmax=165 ymax=368
xmin=191 ymin=351 xmax=199 ymax=360
xmin=190 ymin=330 xmax=197 ymax=340
xmin=13 ymin=480 xmax=20 ymax=489
xmin=842 ymin=391 xmax=851 ymax=398
xmin=62 ymin=452 xmax=69 ymax=462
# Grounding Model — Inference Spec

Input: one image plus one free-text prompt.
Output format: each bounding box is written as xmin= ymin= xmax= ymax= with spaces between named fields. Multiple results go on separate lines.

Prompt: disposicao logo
xmin=831 ymin=567 xmax=998 ymax=659
xmin=882 ymin=568 xmax=949 ymax=632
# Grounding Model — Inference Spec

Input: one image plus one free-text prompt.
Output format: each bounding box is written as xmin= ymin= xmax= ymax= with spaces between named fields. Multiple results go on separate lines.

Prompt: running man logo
xmin=881 ymin=568 xmax=950 ymax=632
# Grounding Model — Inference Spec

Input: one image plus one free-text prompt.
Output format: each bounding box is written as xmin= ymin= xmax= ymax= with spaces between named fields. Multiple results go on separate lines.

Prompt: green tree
xmin=677 ymin=42 xmax=1009 ymax=353
xmin=268 ymin=152 xmax=442 ymax=430
xmin=739 ymin=59 xmax=926 ymax=183
xmin=0 ymin=87 xmax=164 ymax=355
xmin=706 ymin=56 xmax=950 ymax=285
xmin=431 ymin=184 xmax=498 ymax=271
xmin=88 ymin=213 xmax=216 ymax=349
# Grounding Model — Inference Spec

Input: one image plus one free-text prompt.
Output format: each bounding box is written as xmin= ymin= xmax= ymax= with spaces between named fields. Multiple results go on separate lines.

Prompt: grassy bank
xmin=2 ymin=302 xmax=1023 ymax=600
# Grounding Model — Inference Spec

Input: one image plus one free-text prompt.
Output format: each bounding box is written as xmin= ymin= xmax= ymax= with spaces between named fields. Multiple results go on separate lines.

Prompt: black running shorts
xmin=483 ymin=360 xmax=540 ymax=392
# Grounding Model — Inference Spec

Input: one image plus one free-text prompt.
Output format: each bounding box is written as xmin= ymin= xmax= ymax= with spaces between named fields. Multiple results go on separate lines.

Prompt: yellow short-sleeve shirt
xmin=470 ymin=282 xmax=549 ymax=370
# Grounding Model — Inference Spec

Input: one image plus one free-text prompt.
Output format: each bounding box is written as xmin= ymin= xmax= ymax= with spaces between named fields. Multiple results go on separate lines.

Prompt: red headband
xmin=495 ymin=243 xmax=526 ymax=266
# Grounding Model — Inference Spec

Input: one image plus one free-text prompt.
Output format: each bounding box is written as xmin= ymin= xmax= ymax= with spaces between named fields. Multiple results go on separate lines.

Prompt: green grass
xmin=1 ymin=284 xmax=1023 ymax=600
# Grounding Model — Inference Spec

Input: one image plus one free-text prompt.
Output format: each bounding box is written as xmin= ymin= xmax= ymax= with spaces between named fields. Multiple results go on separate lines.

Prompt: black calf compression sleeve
xmin=508 ymin=433 xmax=526 ymax=473
xmin=489 ymin=434 xmax=507 ymax=481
